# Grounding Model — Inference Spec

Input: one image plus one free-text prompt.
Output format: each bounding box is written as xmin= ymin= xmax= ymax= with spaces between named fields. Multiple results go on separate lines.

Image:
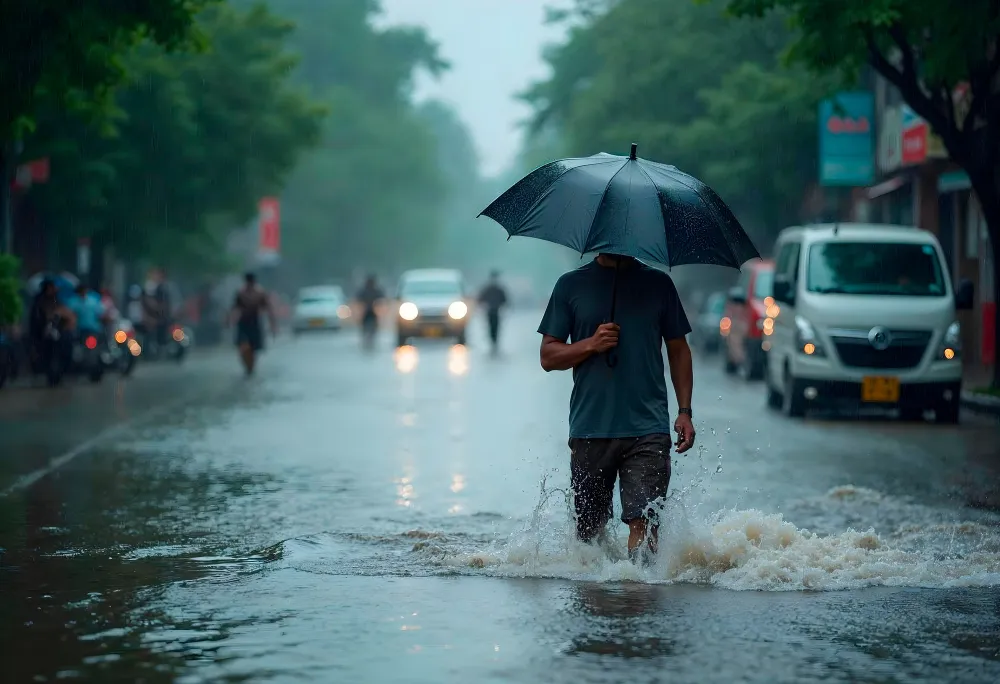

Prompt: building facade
xmin=850 ymin=76 xmax=995 ymax=379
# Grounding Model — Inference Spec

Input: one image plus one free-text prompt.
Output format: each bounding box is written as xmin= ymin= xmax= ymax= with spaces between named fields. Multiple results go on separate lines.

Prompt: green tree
xmin=524 ymin=0 xmax=830 ymax=250
xmin=726 ymin=0 xmax=1000 ymax=385
xmin=0 ymin=254 xmax=22 ymax=326
xmin=24 ymin=2 xmax=324 ymax=277
xmin=247 ymin=0 xmax=450 ymax=285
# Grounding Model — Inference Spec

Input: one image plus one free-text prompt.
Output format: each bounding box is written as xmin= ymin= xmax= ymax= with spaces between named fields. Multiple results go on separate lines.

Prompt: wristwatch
xmin=677 ymin=407 xmax=692 ymax=417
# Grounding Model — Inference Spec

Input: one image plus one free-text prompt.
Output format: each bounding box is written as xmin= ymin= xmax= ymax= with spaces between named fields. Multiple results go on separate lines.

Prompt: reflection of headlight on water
xmin=394 ymin=345 xmax=418 ymax=373
xmin=448 ymin=344 xmax=468 ymax=376
xmin=448 ymin=301 xmax=468 ymax=320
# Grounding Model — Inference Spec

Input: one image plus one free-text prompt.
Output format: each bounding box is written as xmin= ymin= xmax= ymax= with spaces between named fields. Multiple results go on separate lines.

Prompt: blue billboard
xmin=819 ymin=92 xmax=875 ymax=186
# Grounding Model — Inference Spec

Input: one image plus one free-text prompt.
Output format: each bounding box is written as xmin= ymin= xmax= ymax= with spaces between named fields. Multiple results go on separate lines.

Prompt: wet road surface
xmin=2 ymin=310 xmax=999 ymax=683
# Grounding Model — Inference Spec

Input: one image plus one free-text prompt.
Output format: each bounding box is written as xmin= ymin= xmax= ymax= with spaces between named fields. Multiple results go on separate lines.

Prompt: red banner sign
xmin=258 ymin=197 xmax=280 ymax=254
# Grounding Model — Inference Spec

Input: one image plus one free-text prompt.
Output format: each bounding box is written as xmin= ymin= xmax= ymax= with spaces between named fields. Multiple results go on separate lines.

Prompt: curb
xmin=960 ymin=391 xmax=1000 ymax=416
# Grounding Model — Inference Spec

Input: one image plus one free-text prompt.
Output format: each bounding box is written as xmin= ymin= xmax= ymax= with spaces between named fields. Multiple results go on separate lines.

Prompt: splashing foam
xmin=427 ymin=481 xmax=1000 ymax=591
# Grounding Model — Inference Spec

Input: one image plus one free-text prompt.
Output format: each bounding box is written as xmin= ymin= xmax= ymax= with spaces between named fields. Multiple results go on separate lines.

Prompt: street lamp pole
xmin=1 ymin=139 xmax=23 ymax=255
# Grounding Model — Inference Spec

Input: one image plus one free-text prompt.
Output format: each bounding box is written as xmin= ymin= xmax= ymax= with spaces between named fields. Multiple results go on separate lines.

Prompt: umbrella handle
xmin=605 ymin=258 xmax=621 ymax=368
xmin=605 ymin=349 xmax=618 ymax=368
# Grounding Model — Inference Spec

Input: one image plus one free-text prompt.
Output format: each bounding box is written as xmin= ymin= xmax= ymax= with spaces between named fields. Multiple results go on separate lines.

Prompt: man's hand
xmin=588 ymin=322 xmax=620 ymax=353
xmin=674 ymin=412 xmax=695 ymax=453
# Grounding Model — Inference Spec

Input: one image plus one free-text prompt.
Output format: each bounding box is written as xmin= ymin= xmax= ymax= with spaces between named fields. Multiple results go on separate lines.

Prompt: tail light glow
xmin=85 ymin=336 xmax=98 ymax=350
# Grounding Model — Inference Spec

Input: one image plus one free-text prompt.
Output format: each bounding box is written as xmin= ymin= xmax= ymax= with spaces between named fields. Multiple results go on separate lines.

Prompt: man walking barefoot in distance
xmin=538 ymin=254 xmax=695 ymax=562
xmin=230 ymin=272 xmax=276 ymax=376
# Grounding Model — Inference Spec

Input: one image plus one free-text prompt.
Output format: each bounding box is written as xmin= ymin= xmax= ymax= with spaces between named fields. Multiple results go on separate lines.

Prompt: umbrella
xmin=478 ymin=143 xmax=760 ymax=365
xmin=26 ymin=271 xmax=79 ymax=301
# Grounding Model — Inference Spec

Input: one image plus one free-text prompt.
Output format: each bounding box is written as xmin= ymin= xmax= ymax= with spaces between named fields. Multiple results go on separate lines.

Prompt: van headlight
xmin=399 ymin=302 xmax=419 ymax=321
xmin=795 ymin=315 xmax=824 ymax=357
xmin=939 ymin=321 xmax=961 ymax=360
xmin=448 ymin=301 xmax=468 ymax=320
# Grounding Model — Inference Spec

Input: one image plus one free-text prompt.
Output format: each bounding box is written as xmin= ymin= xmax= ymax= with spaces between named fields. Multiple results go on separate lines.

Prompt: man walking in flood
xmin=538 ymin=254 xmax=695 ymax=563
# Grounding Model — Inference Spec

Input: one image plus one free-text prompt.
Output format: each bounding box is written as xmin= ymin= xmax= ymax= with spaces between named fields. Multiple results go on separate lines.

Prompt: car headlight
xmin=939 ymin=321 xmax=961 ymax=360
xmin=448 ymin=301 xmax=468 ymax=320
xmin=337 ymin=305 xmax=351 ymax=319
xmin=399 ymin=302 xmax=419 ymax=321
xmin=795 ymin=315 xmax=825 ymax=357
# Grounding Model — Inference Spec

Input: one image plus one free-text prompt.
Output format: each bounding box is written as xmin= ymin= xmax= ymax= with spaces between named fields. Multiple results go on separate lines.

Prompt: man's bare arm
xmin=540 ymin=335 xmax=595 ymax=372
xmin=540 ymin=323 xmax=619 ymax=372
xmin=665 ymin=337 xmax=693 ymax=408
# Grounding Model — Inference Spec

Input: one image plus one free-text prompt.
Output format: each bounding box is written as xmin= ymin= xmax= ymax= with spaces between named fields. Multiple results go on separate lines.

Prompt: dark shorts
xmin=235 ymin=319 xmax=263 ymax=352
xmin=569 ymin=433 xmax=672 ymax=540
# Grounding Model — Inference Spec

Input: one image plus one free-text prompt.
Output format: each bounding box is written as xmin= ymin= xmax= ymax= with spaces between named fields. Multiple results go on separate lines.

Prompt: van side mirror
xmin=955 ymin=278 xmax=974 ymax=310
xmin=727 ymin=286 xmax=746 ymax=306
xmin=772 ymin=276 xmax=795 ymax=305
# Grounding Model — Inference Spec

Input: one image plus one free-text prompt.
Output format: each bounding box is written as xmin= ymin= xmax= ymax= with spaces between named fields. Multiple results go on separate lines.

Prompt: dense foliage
xmin=22 ymin=2 xmax=325 ymax=276
xmin=524 ymin=0 xmax=835 ymax=252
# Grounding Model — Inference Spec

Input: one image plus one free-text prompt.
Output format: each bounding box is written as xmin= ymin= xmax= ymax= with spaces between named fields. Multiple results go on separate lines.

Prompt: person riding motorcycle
xmin=66 ymin=283 xmax=107 ymax=338
xmin=142 ymin=269 xmax=172 ymax=353
xmin=355 ymin=274 xmax=385 ymax=347
xmin=28 ymin=279 xmax=75 ymax=374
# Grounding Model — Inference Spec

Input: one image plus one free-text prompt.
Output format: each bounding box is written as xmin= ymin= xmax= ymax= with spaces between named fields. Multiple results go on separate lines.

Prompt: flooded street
xmin=2 ymin=310 xmax=1000 ymax=683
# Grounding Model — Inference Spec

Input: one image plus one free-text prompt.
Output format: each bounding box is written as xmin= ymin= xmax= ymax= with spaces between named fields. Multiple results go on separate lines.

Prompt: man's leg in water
xmin=569 ymin=438 xmax=620 ymax=542
xmin=618 ymin=433 xmax=672 ymax=560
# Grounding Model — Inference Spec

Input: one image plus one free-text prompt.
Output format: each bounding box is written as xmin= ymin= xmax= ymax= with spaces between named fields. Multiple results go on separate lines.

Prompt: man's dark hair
xmin=244 ymin=272 xmax=256 ymax=285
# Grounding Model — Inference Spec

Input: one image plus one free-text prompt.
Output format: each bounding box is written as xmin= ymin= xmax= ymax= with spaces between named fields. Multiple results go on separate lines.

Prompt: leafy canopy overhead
xmin=525 ymin=0 xmax=833 ymax=247
xmin=24 ymin=2 xmax=324 ymax=274
xmin=0 ymin=0 xmax=215 ymax=141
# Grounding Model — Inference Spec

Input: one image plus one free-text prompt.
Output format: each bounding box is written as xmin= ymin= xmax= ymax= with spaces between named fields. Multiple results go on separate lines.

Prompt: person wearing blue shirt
xmin=66 ymin=284 xmax=106 ymax=335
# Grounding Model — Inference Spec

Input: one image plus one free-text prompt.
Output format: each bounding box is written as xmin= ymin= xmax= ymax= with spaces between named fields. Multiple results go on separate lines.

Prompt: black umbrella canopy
xmin=478 ymin=144 xmax=760 ymax=270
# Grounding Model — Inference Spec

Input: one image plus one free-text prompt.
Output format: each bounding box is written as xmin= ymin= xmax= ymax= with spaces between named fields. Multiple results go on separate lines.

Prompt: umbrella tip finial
xmin=629 ymin=143 xmax=637 ymax=160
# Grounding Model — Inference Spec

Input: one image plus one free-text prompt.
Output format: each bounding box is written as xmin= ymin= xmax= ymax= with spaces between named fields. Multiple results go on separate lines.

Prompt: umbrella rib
xmin=581 ymin=160 xmax=631 ymax=254
xmin=633 ymin=163 xmax=669 ymax=265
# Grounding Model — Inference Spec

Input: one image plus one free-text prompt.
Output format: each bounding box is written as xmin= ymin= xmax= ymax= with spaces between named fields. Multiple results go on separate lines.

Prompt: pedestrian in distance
xmin=229 ymin=272 xmax=277 ymax=376
xmin=538 ymin=253 xmax=695 ymax=564
xmin=478 ymin=270 xmax=508 ymax=355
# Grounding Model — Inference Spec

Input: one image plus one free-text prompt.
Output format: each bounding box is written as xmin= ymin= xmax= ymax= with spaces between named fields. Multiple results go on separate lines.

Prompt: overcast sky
xmin=378 ymin=0 xmax=567 ymax=178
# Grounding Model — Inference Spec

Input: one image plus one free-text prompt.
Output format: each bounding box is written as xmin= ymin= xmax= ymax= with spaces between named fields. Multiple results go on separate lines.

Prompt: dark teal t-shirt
xmin=538 ymin=259 xmax=691 ymax=439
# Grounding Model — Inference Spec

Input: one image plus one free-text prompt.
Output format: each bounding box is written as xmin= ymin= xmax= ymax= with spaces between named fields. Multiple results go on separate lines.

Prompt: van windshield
xmin=806 ymin=242 xmax=945 ymax=296
xmin=401 ymin=280 xmax=462 ymax=297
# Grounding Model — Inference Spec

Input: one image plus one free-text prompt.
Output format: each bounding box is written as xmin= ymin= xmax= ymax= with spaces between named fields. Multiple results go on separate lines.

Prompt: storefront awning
xmin=866 ymin=175 xmax=907 ymax=199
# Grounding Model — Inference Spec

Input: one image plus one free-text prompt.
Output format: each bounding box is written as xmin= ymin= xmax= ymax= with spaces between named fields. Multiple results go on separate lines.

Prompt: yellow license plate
xmin=424 ymin=326 xmax=442 ymax=337
xmin=309 ymin=318 xmax=325 ymax=327
xmin=861 ymin=376 xmax=900 ymax=403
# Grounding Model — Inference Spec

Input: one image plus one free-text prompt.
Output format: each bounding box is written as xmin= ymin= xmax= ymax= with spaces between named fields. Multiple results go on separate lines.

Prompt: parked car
xmin=692 ymin=291 xmax=727 ymax=354
xmin=722 ymin=260 xmax=775 ymax=380
xmin=292 ymin=285 xmax=350 ymax=334
xmin=395 ymin=269 xmax=469 ymax=347
xmin=763 ymin=223 xmax=972 ymax=423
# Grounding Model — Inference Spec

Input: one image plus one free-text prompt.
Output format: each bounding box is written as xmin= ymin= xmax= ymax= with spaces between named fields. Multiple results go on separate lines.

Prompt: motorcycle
xmin=34 ymin=315 xmax=69 ymax=387
xmin=0 ymin=330 xmax=14 ymax=389
xmin=137 ymin=323 xmax=191 ymax=362
xmin=72 ymin=330 xmax=110 ymax=383
xmin=110 ymin=318 xmax=141 ymax=376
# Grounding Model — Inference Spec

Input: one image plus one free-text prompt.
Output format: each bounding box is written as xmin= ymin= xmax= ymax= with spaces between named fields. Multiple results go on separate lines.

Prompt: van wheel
xmin=396 ymin=332 xmax=407 ymax=348
xmin=766 ymin=381 xmax=783 ymax=410
xmin=456 ymin=332 xmax=467 ymax=346
xmin=935 ymin=401 xmax=960 ymax=425
xmin=782 ymin=368 xmax=806 ymax=417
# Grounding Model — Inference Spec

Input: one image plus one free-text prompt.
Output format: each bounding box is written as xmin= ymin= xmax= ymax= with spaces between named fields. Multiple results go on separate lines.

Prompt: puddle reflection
xmin=448 ymin=345 xmax=468 ymax=376
xmin=394 ymin=345 xmax=418 ymax=374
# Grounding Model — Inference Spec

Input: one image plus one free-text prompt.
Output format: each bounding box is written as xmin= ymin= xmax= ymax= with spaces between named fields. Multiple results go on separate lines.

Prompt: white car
xmin=395 ymin=269 xmax=469 ymax=346
xmin=764 ymin=223 xmax=974 ymax=423
xmin=292 ymin=285 xmax=350 ymax=334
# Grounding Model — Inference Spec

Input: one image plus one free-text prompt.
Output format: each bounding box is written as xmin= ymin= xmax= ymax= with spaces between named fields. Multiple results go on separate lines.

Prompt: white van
xmin=395 ymin=268 xmax=469 ymax=347
xmin=764 ymin=223 xmax=974 ymax=423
